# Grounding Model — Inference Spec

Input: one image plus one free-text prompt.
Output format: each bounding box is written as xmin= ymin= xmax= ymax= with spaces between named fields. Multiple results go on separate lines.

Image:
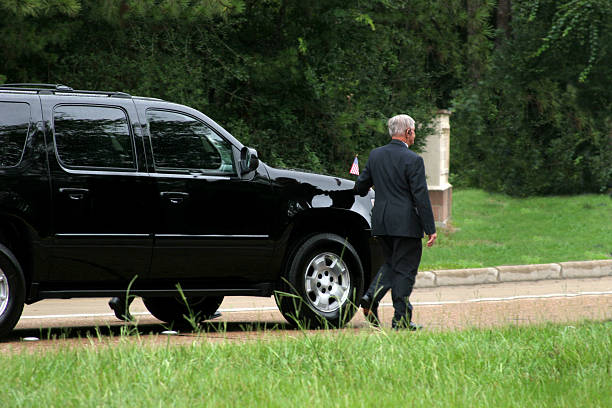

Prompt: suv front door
xmin=141 ymin=106 xmax=275 ymax=285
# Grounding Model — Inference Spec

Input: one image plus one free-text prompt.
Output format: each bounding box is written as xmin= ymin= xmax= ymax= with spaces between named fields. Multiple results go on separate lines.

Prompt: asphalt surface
xmin=2 ymin=276 xmax=611 ymax=350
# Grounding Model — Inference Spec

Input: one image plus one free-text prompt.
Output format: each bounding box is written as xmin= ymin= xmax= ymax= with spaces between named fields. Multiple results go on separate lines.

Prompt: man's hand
xmin=426 ymin=233 xmax=437 ymax=247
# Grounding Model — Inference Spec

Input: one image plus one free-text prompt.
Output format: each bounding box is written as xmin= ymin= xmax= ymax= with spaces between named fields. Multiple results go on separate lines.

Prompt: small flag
xmin=349 ymin=155 xmax=359 ymax=175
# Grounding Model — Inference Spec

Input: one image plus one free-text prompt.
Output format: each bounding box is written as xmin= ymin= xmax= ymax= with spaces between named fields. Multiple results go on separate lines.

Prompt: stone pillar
xmin=421 ymin=110 xmax=452 ymax=226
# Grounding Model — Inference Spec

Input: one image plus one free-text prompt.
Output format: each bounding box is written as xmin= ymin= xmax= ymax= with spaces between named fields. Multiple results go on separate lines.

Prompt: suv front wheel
xmin=276 ymin=233 xmax=364 ymax=328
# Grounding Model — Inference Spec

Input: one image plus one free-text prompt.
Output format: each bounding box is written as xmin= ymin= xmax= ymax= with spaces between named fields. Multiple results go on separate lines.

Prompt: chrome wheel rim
xmin=303 ymin=252 xmax=350 ymax=313
xmin=0 ymin=268 xmax=8 ymax=316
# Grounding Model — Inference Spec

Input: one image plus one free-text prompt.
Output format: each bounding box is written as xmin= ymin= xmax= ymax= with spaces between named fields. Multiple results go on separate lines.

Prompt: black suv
xmin=0 ymin=83 xmax=381 ymax=337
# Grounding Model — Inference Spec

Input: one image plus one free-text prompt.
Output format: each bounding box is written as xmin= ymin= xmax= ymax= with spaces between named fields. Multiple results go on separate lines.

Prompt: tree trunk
xmin=466 ymin=0 xmax=483 ymax=81
xmin=495 ymin=0 xmax=511 ymax=47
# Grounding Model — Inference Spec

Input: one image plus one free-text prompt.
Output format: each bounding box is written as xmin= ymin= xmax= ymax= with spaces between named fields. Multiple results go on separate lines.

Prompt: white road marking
xmin=408 ymin=291 xmax=612 ymax=306
xmin=21 ymin=312 xmax=150 ymax=319
xmin=20 ymin=291 xmax=612 ymax=320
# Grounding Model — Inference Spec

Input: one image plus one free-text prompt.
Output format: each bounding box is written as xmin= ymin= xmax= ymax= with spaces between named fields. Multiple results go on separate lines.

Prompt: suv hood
xmin=265 ymin=165 xmax=355 ymax=192
xmin=264 ymin=164 xmax=373 ymax=226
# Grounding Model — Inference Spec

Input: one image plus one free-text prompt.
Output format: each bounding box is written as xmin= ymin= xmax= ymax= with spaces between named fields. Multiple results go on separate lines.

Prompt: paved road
xmin=3 ymin=277 xmax=611 ymax=349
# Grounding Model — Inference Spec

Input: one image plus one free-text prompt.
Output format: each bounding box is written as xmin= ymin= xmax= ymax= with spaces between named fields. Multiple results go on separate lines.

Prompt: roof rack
xmin=0 ymin=83 xmax=132 ymax=98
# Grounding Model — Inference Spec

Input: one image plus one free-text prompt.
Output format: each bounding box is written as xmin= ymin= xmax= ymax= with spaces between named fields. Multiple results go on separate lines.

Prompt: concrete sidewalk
xmin=415 ymin=259 xmax=612 ymax=288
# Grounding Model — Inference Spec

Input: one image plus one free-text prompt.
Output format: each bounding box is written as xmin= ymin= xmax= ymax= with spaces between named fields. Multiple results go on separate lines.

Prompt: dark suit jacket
xmin=354 ymin=139 xmax=436 ymax=238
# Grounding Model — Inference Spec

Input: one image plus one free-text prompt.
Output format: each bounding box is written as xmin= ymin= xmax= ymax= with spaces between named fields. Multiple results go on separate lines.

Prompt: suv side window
xmin=0 ymin=102 xmax=30 ymax=168
xmin=146 ymin=109 xmax=235 ymax=174
xmin=53 ymin=105 xmax=135 ymax=169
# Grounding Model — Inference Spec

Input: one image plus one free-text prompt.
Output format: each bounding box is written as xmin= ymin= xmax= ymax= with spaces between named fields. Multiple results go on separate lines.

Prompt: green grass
xmin=420 ymin=189 xmax=612 ymax=270
xmin=3 ymin=321 xmax=611 ymax=407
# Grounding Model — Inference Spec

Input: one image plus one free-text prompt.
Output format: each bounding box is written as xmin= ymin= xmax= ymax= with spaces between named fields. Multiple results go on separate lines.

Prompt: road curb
xmin=416 ymin=259 xmax=612 ymax=288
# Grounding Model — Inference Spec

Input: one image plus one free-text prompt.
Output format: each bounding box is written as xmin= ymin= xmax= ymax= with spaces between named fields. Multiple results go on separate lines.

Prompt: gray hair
xmin=387 ymin=114 xmax=415 ymax=137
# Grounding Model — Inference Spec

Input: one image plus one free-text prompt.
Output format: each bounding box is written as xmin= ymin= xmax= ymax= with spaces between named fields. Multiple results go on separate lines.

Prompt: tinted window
xmin=147 ymin=110 xmax=234 ymax=173
xmin=0 ymin=102 xmax=30 ymax=167
xmin=54 ymin=105 xmax=135 ymax=169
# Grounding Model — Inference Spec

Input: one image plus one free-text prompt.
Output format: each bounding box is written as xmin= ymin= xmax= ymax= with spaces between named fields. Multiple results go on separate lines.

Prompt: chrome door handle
xmin=59 ymin=187 xmax=89 ymax=200
xmin=160 ymin=191 xmax=190 ymax=204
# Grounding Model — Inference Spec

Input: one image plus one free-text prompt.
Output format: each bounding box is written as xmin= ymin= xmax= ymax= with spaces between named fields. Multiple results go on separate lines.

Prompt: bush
xmin=2 ymin=1 xmax=609 ymax=193
xmin=451 ymin=0 xmax=612 ymax=196
xmin=1 ymin=0 xmax=465 ymax=177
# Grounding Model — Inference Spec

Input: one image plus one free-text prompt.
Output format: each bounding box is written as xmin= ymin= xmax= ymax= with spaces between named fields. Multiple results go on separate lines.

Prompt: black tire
xmin=0 ymin=243 xmax=26 ymax=339
xmin=275 ymin=233 xmax=364 ymax=329
xmin=142 ymin=295 xmax=224 ymax=326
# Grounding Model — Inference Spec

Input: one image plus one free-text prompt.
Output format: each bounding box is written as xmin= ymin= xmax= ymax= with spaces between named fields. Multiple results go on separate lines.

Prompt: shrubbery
xmin=451 ymin=0 xmax=612 ymax=195
xmin=1 ymin=0 xmax=610 ymax=194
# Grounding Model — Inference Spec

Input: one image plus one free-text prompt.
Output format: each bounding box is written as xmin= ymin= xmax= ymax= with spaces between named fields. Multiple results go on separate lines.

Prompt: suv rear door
xmin=136 ymin=100 xmax=276 ymax=285
xmin=42 ymin=96 xmax=155 ymax=284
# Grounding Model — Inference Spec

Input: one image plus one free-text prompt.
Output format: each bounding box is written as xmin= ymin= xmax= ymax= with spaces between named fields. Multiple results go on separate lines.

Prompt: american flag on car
xmin=349 ymin=156 xmax=359 ymax=175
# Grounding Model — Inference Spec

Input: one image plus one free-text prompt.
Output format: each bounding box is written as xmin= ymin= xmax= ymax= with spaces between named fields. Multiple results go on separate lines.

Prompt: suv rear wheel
xmin=276 ymin=233 xmax=363 ymax=328
xmin=0 ymin=244 xmax=25 ymax=338
xmin=142 ymin=295 xmax=224 ymax=327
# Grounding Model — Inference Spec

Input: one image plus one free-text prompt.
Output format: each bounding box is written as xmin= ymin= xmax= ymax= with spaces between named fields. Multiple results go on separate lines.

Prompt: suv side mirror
xmin=240 ymin=147 xmax=259 ymax=174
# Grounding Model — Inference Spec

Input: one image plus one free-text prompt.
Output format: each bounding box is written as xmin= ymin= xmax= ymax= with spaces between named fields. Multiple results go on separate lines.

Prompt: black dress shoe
xmin=360 ymin=294 xmax=380 ymax=326
xmin=392 ymin=320 xmax=423 ymax=331
xmin=108 ymin=297 xmax=133 ymax=321
xmin=408 ymin=322 xmax=423 ymax=331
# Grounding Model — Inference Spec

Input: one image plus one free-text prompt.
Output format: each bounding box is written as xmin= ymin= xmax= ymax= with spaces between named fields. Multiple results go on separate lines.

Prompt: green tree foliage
xmin=0 ymin=0 xmax=469 ymax=176
xmin=0 ymin=0 xmax=80 ymax=81
xmin=1 ymin=0 xmax=609 ymax=193
xmin=534 ymin=0 xmax=611 ymax=83
xmin=451 ymin=0 xmax=611 ymax=195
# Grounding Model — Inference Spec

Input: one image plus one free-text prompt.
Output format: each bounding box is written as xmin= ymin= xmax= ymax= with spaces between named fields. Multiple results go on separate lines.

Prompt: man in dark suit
xmin=354 ymin=114 xmax=437 ymax=329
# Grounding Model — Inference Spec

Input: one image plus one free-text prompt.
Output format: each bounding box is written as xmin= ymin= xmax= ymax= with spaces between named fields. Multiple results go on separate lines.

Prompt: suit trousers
xmin=365 ymin=236 xmax=422 ymax=325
